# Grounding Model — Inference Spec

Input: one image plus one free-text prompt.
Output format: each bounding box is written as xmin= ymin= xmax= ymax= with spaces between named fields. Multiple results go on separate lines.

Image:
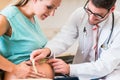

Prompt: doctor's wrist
xmin=65 ymin=64 xmax=70 ymax=76
xmin=67 ymin=64 xmax=70 ymax=75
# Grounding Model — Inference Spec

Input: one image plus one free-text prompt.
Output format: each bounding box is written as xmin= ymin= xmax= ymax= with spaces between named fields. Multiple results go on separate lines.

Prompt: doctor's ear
xmin=110 ymin=5 xmax=115 ymax=13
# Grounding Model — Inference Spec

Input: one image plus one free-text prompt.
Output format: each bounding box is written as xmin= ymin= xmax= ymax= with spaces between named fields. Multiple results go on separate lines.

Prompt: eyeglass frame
xmin=84 ymin=0 xmax=110 ymax=20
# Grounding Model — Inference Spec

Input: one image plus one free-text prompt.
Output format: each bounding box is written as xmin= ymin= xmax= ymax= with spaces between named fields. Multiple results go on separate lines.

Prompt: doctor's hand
xmin=30 ymin=48 xmax=51 ymax=62
xmin=48 ymin=58 xmax=70 ymax=75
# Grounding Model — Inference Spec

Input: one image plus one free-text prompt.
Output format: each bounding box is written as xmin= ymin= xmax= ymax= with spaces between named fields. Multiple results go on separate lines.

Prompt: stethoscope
xmin=82 ymin=12 xmax=114 ymax=53
xmin=101 ymin=12 xmax=114 ymax=49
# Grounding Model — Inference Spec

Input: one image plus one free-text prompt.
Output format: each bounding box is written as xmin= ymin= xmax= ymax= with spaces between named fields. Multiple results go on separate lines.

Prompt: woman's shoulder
xmin=0 ymin=5 xmax=19 ymax=19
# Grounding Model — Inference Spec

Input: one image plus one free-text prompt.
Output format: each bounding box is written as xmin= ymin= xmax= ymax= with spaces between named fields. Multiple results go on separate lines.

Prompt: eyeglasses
xmin=84 ymin=1 xmax=110 ymax=20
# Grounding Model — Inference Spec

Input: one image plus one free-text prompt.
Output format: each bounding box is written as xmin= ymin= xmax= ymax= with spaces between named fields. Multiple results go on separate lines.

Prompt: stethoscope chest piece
xmin=101 ymin=44 xmax=108 ymax=50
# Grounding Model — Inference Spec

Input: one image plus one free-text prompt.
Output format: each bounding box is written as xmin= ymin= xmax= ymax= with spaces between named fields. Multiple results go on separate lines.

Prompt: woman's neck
xmin=18 ymin=2 xmax=35 ymax=23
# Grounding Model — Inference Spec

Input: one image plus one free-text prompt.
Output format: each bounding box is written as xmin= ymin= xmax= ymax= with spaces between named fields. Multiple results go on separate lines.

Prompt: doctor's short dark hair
xmin=91 ymin=0 xmax=116 ymax=10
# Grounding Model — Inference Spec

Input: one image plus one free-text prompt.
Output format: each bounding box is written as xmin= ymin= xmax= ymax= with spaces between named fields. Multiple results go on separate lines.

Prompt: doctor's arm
xmin=49 ymin=29 xmax=120 ymax=79
xmin=48 ymin=45 xmax=120 ymax=79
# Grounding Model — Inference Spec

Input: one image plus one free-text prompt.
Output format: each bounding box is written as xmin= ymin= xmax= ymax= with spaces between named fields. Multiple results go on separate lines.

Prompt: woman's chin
xmin=40 ymin=18 xmax=45 ymax=20
xmin=41 ymin=16 xmax=48 ymax=20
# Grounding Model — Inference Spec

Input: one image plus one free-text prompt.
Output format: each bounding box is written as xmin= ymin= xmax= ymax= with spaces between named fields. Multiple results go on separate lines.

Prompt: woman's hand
xmin=12 ymin=61 xmax=46 ymax=78
xmin=48 ymin=58 xmax=70 ymax=75
xmin=30 ymin=48 xmax=51 ymax=62
xmin=10 ymin=61 xmax=32 ymax=78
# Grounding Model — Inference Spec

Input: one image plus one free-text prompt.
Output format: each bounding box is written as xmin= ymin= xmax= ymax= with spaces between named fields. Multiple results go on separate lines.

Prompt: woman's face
xmin=33 ymin=0 xmax=61 ymax=20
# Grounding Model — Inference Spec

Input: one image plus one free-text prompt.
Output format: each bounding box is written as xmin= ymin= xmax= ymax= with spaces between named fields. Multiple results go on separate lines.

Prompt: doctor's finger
xmin=30 ymin=51 xmax=44 ymax=61
xmin=30 ymin=53 xmax=40 ymax=61
xmin=54 ymin=67 xmax=66 ymax=74
xmin=54 ymin=64 xmax=64 ymax=69
xmin=48 ymin=58 xmax=63 ymax=63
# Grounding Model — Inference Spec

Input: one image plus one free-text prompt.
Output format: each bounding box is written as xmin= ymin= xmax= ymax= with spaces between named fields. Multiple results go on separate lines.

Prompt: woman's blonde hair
xmin=12 ymin=0 xmax=29 ymax=6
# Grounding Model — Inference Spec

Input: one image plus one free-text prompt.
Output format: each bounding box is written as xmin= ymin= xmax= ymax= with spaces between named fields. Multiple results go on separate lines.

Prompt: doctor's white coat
xmin=46 ymin=8 xmax=120 ymax=80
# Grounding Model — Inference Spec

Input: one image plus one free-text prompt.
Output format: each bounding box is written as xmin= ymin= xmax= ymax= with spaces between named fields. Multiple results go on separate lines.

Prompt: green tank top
xmin=0 ymin=5 xmax=48 ymax=64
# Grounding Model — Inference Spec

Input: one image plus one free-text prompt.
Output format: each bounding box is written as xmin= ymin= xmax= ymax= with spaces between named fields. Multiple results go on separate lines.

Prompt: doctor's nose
xmin=89 ymin=14 xmax=96 ymax=20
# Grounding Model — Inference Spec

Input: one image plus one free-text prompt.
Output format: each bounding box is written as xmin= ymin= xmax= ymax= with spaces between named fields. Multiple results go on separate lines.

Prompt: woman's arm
xmin=0 ymin=55 xmax=16 ymax=72
xmin=4 ymin=60 xmax=54 ymax=80
xmin=0 ymin=15 xmax=10 ymax=36
xmin=0 ymin=56 xmax=41 ymax=79
xmin=0 ymin=15 xmax=36 ymax=79
xmin=0 ymin=15 xmax=15 ymax=72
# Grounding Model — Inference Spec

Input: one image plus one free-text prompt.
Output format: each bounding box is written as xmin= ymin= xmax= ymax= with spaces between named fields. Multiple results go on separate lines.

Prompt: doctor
xmin=30 ymin=0 xmax=120 ymax=79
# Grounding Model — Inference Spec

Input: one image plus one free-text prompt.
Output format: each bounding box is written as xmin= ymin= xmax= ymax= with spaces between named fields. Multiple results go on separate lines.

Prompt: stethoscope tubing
xmin=107 ymin=12 xmax=114 ymax=44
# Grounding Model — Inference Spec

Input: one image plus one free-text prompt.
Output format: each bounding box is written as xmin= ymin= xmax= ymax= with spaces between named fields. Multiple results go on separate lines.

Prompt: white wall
xmin=0 ymin=0 xmax=11 ymax=10
xmin=41 ymin=0 xmax=120 ymax=28
xmin=40 ymin=0 xmax=86 ymax=28
xmin=40 ymin=0 xmax=87 ymax=39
